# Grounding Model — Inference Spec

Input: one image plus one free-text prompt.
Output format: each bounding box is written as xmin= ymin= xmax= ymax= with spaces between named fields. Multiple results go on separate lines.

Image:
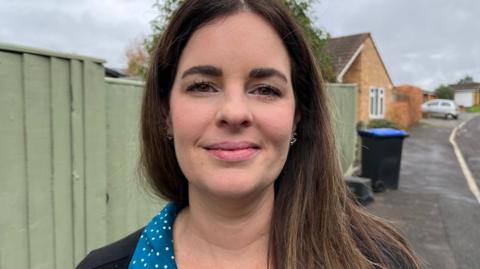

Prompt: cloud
xmin=1 ymin=0 xmax=478 ymax=87
xmin=0 ymin=0 xmax=156 ymax=67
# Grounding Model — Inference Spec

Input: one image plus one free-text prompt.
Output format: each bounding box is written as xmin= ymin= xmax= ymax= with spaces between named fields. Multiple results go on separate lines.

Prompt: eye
xmin=186 ymin=81 xmax=217 ymax=93
xmin=250 ymin=85 xmax=281 ymax=97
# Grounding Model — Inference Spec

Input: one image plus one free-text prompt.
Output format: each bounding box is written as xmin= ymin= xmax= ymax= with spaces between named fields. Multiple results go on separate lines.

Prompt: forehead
xmin=176 ymin=11 xmax=291 ymax=78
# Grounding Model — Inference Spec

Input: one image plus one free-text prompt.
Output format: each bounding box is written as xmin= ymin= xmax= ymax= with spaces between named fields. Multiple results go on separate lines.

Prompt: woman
xmin=78 ymin=0 xmax=421 ymax=268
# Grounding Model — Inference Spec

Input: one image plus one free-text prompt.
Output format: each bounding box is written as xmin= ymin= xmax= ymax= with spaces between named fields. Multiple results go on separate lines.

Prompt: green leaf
xmin=434 ymin=85 xmax=454 ymax=100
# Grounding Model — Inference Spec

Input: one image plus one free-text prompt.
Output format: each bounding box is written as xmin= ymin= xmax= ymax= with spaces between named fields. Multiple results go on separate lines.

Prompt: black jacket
xmin=76 ymin=227 xmax=416 ymax=269
xmin=76 ymin=228 xmax=143 ymax=269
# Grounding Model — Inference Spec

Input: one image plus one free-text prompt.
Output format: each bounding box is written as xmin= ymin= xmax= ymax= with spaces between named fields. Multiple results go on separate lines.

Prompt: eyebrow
xmin=249 ymin=68 xmax=288 ymax=83
xmin=182 ymin=65 xmax=222 ymax=78
xmin=181 ymin=65 xmax=288 ymax=83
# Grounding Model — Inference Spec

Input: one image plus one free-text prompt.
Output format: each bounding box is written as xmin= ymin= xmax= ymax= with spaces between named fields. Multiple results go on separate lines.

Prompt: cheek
xmin=255 ymin=105 xmax=296 ymax=145
xmin=170 ymin=96 xmax=211 ymax=138
xmin=169 ymin=96 xmax=211 ymax=176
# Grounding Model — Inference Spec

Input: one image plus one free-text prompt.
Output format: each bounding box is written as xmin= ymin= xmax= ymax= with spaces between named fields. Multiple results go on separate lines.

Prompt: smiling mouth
xmin=204 ymin=142 xmax=260 ymax=162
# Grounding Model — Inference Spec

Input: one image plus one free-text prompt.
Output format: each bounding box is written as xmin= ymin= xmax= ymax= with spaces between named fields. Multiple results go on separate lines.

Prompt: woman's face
xmin=169 ymin=11 xmax=297 ymax=200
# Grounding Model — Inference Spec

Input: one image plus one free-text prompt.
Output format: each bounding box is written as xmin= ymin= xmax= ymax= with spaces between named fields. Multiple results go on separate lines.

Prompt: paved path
xmin=365 ymin=113 xmax=480 ymax=269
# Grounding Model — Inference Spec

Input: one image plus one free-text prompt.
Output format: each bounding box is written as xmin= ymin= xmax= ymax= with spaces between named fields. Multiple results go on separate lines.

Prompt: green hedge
xmin=367 ymin=119 xmax=400 ymax=129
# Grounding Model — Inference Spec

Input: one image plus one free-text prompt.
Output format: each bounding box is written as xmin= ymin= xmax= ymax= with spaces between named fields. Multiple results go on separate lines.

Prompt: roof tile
xmin=324 ymin=33 xmax=370 ymax=77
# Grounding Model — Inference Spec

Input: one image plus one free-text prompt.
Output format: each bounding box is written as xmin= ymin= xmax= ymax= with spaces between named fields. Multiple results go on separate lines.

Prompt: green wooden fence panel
xmin=104 ymin=78 xmax=164 ymax=243
xmin=83 ymin=61 xmax=107 ymax=252
xmin=23 ymin=54 xmax=55 ymax=269
xmin=326 ymin=83 xmax=358 ymax=173
xmin=70 ymin=58 xmax=87 ymax=265
xmin=0 ymin=51 xmax=30 ymax=269
xmin=50 ymin=57 xmax=75 ymax=269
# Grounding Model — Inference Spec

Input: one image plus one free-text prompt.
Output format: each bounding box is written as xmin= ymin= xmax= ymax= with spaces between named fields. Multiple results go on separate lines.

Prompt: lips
xmin=204 ymin=141 xmax=260 ymax=162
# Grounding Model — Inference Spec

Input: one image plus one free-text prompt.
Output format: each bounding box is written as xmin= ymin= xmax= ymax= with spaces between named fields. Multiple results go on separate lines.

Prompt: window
xmin=428 ymin=101 xmax=439 ymax=107
xmin=441 ymin=102 xmax=451 ymax=107
xmin=369 ymin=87 xmax=385 ymax=119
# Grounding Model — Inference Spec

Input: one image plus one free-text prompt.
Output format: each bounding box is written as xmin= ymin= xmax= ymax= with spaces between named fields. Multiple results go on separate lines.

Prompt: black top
xmin=76 ymin=228 xmax=143 ymax=269
xmin=76 ymin=226 xmax=416 ymax=269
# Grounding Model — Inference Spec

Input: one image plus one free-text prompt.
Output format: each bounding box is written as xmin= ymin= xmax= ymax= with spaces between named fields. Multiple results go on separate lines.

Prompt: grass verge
xmin=466 ymin=105 xmax=480 ymax=113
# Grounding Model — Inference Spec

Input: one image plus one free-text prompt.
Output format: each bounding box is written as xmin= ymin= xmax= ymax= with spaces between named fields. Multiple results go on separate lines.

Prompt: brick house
xmin=324 ymin=33 xmax=395 ymax=124
xmin=422 ymin=90 xmax=436 ymax=103
xmin=450 ymin=82 xmax=480 ymax=108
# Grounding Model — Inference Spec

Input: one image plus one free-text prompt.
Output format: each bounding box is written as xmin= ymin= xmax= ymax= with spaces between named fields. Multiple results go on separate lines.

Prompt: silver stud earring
xmin=290 ymin=132 xmax=297 ymax=146
xmin=164 ymin=126 xmax=173 ymax=141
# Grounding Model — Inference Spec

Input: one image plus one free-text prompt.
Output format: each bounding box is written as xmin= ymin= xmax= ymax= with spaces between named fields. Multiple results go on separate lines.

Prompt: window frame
xmin=369 ymin=87 xmax=385 ymax=119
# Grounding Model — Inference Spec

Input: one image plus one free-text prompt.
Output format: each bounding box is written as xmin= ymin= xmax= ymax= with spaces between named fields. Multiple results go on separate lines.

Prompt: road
xmin=456 ymin=115 xmax=480 ymax=188
xmin=365 ymin=113 xmax=480 ymax=269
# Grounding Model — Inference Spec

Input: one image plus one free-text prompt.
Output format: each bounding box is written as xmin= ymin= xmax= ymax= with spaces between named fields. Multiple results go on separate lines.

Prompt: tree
xmin=128 ymin=0 xmax=335 ymax=81
xmin=457 ymin=75 xmax=474 ymax=84
xmin=434 ymin=84 xmax=454 ymax=100
xmin=125 ymin=38 xmax=149 ymax=77
xmin=145 ymin=0 xmax=182 ymax=54
xmin=275 ymin=0 xmax=335 ymax=81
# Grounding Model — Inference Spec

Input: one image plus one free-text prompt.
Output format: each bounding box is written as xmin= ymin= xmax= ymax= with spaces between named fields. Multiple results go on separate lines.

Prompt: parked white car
xmin=421 ymin=99 xmax=459 ymax=119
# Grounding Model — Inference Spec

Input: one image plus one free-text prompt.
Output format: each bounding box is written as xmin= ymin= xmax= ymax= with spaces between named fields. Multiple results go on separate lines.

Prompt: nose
xmin=215 ymin=89 xmax=253 ymax=130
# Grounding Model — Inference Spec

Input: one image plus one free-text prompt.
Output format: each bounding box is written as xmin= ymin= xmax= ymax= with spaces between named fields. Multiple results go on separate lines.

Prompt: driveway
xmin=365 ymin=113 xmax=480 ymax=269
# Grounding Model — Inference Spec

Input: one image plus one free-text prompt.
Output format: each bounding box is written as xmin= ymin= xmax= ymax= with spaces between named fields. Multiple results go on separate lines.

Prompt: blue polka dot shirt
xmin=129 ymin=203 xmax=178 ymax=269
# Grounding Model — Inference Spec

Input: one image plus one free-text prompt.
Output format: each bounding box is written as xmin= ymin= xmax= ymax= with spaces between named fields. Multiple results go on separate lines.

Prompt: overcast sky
xmin=1 ymin=0 xmax=478 ymax=90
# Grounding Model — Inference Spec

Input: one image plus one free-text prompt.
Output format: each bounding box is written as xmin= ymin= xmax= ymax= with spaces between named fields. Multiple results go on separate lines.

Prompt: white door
xmin=455 ymin=91 xmax=473 ymax=107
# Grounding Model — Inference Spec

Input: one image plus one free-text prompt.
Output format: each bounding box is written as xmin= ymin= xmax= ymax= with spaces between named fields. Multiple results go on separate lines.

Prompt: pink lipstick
xmin=205 ymin=141 xmax=260 ymax=162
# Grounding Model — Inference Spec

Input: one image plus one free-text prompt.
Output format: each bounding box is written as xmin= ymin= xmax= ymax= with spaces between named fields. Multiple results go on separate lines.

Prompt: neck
xmin=173 ymin=185 xmax=274 ymax=268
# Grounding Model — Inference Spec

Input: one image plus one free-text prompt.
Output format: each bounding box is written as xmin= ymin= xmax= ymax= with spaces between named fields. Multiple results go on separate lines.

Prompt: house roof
xmin=324 ymin=33 xmax=369 ymax=78
xmin=422 ymin=90 xmax=436 ymax=95
xmin=449 ymin=82 xmax=480 ymax=91
xmin=105 ymin=67 xmax=128 ymax=78
xmin=324 ymin=33 xmax=393 ymax=85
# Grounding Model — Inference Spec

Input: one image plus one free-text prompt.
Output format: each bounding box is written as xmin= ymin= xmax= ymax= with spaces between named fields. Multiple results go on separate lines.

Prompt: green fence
xmin=104 ymin=78 xmax=162 ymax=243
xmin=326 ymin=83 xmax=358 ymax=174
xmin=0 ymin=44 xmax=162 ymax=269
xmin=0 ymin=44 xmax=357 ymax=268
xmin=0 ymin=43 xmax=107 ymax=269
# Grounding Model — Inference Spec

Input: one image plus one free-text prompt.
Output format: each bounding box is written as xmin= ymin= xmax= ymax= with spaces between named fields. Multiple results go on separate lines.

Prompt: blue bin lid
xmin=358 ymin=128 xmax=409 ymax=138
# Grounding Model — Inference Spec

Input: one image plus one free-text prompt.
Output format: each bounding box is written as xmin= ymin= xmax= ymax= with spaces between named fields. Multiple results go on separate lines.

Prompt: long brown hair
xmin=140 ymin=0 xmax=421 ymax=268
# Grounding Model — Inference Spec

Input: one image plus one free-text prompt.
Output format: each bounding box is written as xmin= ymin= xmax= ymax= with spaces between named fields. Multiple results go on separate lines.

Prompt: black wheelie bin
xmin=358 ymin=128 xmax=409 ymax=192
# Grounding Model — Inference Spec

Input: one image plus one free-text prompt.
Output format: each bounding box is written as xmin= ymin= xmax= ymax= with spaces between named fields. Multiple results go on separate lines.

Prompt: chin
xmin=191 ymin=173 xmax=275 ymax=200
